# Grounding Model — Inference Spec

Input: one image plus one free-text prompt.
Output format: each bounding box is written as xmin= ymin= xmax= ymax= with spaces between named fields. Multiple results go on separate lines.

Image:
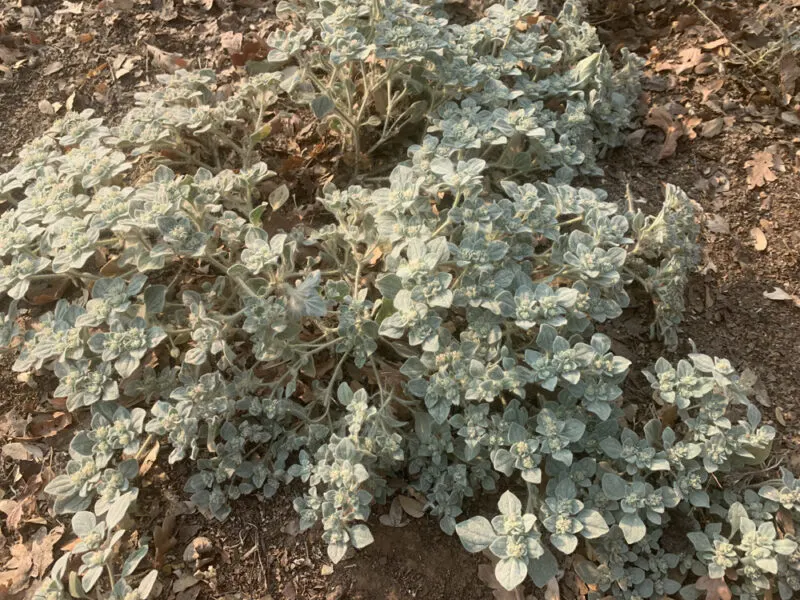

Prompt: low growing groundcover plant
xmin=1 ymin=0 xmax=798 ymax=598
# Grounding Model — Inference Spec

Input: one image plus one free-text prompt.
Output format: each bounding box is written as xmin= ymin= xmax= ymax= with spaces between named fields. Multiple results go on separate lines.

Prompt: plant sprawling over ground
xmin=1 ymin=1 xmax=798 ymax=599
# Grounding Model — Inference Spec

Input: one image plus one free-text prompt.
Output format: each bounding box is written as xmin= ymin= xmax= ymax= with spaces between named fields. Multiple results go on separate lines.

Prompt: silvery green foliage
xmin=456 ymin=491 xmax=547 ymax=590
xmin=0 ymin=1 xmax=795 ymax=599
xmin=272 ymin=0 xmax=641 ymax=178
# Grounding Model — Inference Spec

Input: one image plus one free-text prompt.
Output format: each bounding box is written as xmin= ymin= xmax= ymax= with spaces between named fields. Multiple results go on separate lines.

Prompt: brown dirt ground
xmin=1 ymin=0 xmax=799 ymax=599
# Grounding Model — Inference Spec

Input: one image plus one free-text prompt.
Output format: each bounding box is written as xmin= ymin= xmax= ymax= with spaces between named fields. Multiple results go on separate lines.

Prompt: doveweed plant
xmin=1 ymin=0 xmax=797 ymax=598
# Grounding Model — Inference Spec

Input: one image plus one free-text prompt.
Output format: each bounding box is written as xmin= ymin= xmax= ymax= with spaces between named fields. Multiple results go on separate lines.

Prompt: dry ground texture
xmin=1 ymin=0 xmax=800 ymax=599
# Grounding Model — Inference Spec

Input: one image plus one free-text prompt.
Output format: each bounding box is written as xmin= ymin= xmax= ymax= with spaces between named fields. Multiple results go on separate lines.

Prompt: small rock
xmin=326 ymin=585 xmax=345 ymax=600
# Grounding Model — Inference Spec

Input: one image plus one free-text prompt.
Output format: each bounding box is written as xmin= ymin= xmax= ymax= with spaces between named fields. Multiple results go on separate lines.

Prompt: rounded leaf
xmin=494 ymin=556 xmax=528 ymax=591
xmin=455 ymin=516 xmax=496 ymax=553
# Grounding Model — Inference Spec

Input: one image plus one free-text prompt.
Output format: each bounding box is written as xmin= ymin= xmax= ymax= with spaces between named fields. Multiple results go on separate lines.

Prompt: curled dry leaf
xmin=645 ymin=106 xmax=699 ymax=160
xmin=655 ymin=46 xmax=703 ymax=75
xmin=183 ymin=536 xmax=214 ymax=568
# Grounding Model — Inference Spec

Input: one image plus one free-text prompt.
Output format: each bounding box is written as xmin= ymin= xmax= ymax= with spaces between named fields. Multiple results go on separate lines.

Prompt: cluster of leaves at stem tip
xmin=0 ymin=0 xmax=796 ymax=599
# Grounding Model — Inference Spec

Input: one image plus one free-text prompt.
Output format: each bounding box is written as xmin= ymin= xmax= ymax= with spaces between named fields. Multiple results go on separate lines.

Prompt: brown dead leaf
xmin=750 ymin=227 xmax=768 ymax=251
xmin=763 ymin=287 xmax=800 ymax=308
xmin=0 ymin=541 xmax=33 ymax=593
xmin=398 ymin=495 xmax=426 ymax=518
xmin=29 ymin=526 xmax=63 ymax=578
xmin=776 ymin=406 xmax=787 ymax=426
xmin=706 ymin=214 xmax=730 ymax=234
xmin=23 ymin=412 xmax=71 ymax=440
xmin=703 ymin=37 xmax=728 ymax=50
xmin=695 ymin=576 xmax=732 ymax=600
xmin=111 ymin=54 xmax=141 ymax=79
xmin=2 ymin=442 xmax=43 ymax=462
xmin=745 ymin=149 xmax=783 ymax=189
xmin=701 ymin=117 xmax=724 ymax=138
xmin=0 ymin=497 xmax=32 ymax=531
xmin=154 ymin=512 xmax=178 ymax=568
xmin=676 ymin=47 xmax=703 ymax=74
xmin=146 ymin=44 xmax=188 ymax=74
xmin=780 ymin=53 xmax=800 ymax=98
xmin=43 ymin=61 xmax=63 ymax=76
xmin=645 ymin=106 xmax=697 ymax=160
xmin=28 ymin=276 xmax=71 ymax=305
xmin=220 ymin=31 xmax=243 ymax=54
xmin=655 ymin=47 xmax=703 ymax=74
xmin=544 ymin=576 xmax=560 ymax=600
xmin=139 ymin=440 xmax=160 ymax=476
xmin=777 ymin=508 xmax=796 ymax=536
xmin=697 ymin=78 xmax=725 ymax=103
xmin=659 ymin=404 xmax=679 ymax=428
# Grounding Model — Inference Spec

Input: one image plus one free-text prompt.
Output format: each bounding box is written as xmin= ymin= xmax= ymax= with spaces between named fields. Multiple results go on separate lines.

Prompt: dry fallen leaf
xmin=23 ymin=412 xmax=72 ymax=440
xmin=544 ymin=576 xmax=560 ymax=600
xmin=697 ymin=78 xmax=725 ymax=103
xmin=703 ymin=37 xmax=728 ymax=50
xmin=780 ymin=53 xmax=800 ymax=98
xmin=695 ymin=576 xmax=732 ymax=600
xmin=220 ymin=31 xmax=243 ymax=54
xmin=775 ymin=407 xmax=787 ymax=426
xmin=763 ymin=287 xmax=800 ymax=307
xmin=138 ymin=440 xmax=160 ymax=476
xmin=43 ymin=61 xmax=63 ymax=76
xmin=656 ymin=46 xmax=703 ymax=74
xmin=745 ymin=149 xmax=783 ymax=189
xmin=379 ymin=496 xmax=408 ymax=528
xmin=146 ymin=44 xmax=189 ymax=74
xmin=750 ymin=227 xmax=768 ymax=251
xmin=398 ymin=494 xmax=426 ymax=518
xmin=0 ymin=541 xmax=33 ymax=593
xmin=701 ymin=117 xmax=724 ymax=138
xmin=645 ymin=106 xmax=699 ymax=160
xmin=1 ymin=442 xmax=43 ymax=462
xmin=111 ymin=54 xmax=141 ymax=79
xmin=172 ymin=574 xmax=200 ymax=594
xmin=705 ymin=214 xmax=730 ymax=234
xmin=29 ymin=526 xmax=64 ymax=578
xmin=153 ymin=512 xmax=178 ymax=568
